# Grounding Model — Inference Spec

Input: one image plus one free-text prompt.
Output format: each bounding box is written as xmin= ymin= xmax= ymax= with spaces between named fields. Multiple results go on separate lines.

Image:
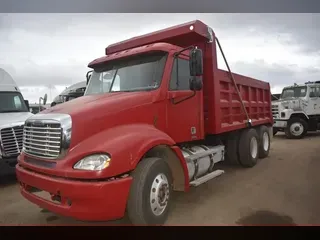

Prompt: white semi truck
xmin=50 ymin=81 xmax=86 ymax=107
xmin=272 ymin=81 xmax=320 ymax=139
xmin=0 ymin=68 xmax=34 ymax=177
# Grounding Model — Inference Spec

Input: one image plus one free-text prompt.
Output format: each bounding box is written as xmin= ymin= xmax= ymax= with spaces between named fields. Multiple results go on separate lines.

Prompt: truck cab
xmin=272 ymin=81 xmax=320 ymax=138
xmin=0 ymin=68 xmax=34 ymax=177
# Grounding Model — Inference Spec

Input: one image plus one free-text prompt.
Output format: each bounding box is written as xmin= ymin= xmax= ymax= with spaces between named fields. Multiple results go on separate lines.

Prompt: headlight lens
xmin=73 ymin=154 xmax=111 ymax=171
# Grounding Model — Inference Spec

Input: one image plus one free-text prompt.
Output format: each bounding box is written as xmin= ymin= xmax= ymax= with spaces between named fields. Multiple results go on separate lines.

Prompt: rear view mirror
xmin=43 ymin=93 xmax=48 ymax=105
xmin=189 ymin=77 xmax=203 ymax=91
xmin=24 ymin=100 xmax=30 ymax=110
xmin=189 ymin=47 xmax=203 ymax=76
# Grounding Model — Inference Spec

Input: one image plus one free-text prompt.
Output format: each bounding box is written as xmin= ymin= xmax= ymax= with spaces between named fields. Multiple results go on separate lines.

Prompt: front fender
xmin=69 ymin=124 xmax=177 ymax=177
xmin=284 ymin=109 xmax=308 ymax=119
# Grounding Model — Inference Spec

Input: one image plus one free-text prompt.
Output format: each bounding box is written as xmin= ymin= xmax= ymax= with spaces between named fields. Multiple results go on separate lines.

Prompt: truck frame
xmin=272 ymin=81 xmax=320 ymax=139
xmin=16 ymin=20 xmax=273 ymax=225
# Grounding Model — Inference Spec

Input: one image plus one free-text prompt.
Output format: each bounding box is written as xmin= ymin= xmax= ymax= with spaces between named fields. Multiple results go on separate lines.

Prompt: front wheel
xmin=285 ymin=117 xmax=308 ymax=139
xmin=127 ymin=157 xmax=173 ymax=225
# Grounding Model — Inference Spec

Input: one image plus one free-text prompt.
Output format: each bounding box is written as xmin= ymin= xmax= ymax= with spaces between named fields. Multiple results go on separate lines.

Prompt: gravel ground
xmin=1 ymin=132 xmax=320 ymax=225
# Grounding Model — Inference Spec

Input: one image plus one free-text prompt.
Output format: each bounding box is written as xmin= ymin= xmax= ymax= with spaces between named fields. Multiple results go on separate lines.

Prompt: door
xmin=308 ymin=86 xmax=320 ymax=115
xmin=166 ymin=56 xmax=202 ymax=143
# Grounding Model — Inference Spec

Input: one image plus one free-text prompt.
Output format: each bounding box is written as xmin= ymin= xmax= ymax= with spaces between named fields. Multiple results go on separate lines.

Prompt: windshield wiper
xmin=111 ymin=86 xmax=157 ymax=93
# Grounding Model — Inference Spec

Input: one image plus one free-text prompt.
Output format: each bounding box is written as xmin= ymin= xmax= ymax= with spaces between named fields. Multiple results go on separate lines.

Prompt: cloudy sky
xmin=0 ymin=13 xmax=319 ymax=103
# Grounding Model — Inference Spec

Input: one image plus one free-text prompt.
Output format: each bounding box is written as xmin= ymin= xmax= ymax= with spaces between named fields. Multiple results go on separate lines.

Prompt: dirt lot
xmin=1 ymin=132 xmax=320 ymax=225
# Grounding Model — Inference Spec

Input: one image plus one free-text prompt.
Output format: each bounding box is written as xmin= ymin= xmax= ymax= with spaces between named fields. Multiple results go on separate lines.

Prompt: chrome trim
xmin=271 ymin=104 xmax=279 ymax=118
xmin=0 ymin=122 xmax=25 ymax=158
xmin=23 ymin=113 xmax=72 ymax=160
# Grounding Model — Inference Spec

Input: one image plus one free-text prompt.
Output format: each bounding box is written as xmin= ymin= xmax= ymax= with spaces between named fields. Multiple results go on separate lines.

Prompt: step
xmin=190 ymin=170 xmax=225 ymax=187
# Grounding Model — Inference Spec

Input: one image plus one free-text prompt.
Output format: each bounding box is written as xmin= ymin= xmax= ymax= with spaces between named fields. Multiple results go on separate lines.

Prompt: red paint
xmin=16 ymin=20 xmax=273 ymax=222
xmin=18 ymin=124 xmax=176 ymax=179
xmin=16 ymin=164 xmax=132 ymax=221
xmin=171 ymin=146 xmax=191 ymax=192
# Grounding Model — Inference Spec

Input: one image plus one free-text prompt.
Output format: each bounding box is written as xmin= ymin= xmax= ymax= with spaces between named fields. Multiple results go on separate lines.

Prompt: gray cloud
xmin=1 ymin=0 xmax=319 ymax=12
xmin=232 ymin=60 xmax=320 ymax=88
xmin=1 ymin=13 xmax=320 ymax=102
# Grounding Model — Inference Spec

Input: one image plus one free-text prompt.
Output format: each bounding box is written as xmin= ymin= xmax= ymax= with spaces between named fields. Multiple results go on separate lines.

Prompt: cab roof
xmin=105 ymin=20 xmax=210 ymax=55
xmin=88 ymin=20 xmax=212 ymax=68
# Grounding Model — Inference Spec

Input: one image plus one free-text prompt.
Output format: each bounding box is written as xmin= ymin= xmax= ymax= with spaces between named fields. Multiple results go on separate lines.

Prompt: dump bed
xmin=204 ymin=69 xmax=272 ymax=135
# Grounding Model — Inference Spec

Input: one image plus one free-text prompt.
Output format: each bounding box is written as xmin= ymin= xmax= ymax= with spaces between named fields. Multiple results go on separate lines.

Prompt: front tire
xmin=127 ymin=157 xmax=173 ymax=225
xmin=273 ymin=128 xmax=278 ymax=136
xmin=238 ymin=128 xmax=260 ymax=168
xmin=285 ymin=117 xmax=308 ymax=139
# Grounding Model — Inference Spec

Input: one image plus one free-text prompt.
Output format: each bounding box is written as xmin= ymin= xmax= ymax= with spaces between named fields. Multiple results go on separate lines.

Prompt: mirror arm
xmin=174 ymin=45 xmax=195 ymax=58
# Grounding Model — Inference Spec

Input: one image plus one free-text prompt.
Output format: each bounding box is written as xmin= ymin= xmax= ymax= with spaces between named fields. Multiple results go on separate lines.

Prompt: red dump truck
xmin=16 ymin=20 xmax=273 ymax=225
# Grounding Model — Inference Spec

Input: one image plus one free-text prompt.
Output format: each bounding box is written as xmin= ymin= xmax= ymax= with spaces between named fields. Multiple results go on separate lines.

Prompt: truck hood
xmin=0 ymin=112 xmax=33 ymax=129
xmin=44 ymin=91 xmax=155 ymax=116
xmin=272 ymin=98 xmax=307 ymax=112
xmin=42 ymin=91 xmax=157 ymax=147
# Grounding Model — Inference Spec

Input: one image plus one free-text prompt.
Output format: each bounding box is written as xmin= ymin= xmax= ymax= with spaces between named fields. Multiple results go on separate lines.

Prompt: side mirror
xmin=86 ymin=70 xmax=93 ymax=85
xmin=24 ymin=100 xmax=30 ymax=110
xmin=189 ymin=47 xmax=203 ymax=76
xmin=189 ymin=77 xmax=203 ymax=91
xmin=51 ymin=102 xmax=57 ymax=107
xmin=43 ymin=93 xmax=48 ymax=105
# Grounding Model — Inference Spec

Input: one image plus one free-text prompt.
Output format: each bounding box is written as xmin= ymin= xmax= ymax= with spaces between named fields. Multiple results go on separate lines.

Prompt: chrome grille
xmin=0 ymin=125 xmax=24 ymax=157
xmin=272 ymin=104 xmax=279 ymax=118
xmin=23 ymin=121 xmax=62 ymax=159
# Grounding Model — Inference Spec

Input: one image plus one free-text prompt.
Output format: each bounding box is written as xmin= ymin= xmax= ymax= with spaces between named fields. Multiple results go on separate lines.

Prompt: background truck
xmin=0 ymin=68 xmax=34 ymax=177
xmin=50 ymin=81 xmax=86 ymax=107
xmin=271 ymin=93 xmax=281 ymax=101
xmin=29 ymin=104 xmax=47 ymax=114
xmin=272 ymin=81 xmax=320 ymax=139
xmin=29 ymin=93 xmax=48 ymax=114
xmin=16 ymin=20 xmax=273 ymax=225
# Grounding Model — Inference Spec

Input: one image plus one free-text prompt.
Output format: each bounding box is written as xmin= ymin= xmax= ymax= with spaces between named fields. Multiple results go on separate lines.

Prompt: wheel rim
xmin=150 ymin=173 xmax=170 ymax=216
xmin=290 ymin=122 xmax=304 ymax=136
xmin=250 ymin=137 xmax=258 ymax=159
xmin=262 ymin=132 xmax=269 ymax=152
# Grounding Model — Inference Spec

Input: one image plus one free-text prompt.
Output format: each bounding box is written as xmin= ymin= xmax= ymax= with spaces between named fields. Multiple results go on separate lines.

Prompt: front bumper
xmin=273 ymin=120 xmax=287 ymax=128
xmin=16 ymin=164 xmax=132 ymax=221
xmin=0 ymin=156 xmax=18 ymax=177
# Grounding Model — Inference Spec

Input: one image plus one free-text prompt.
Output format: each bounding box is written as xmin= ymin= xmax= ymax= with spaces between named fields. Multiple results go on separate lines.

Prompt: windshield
xmin=85 ymin=51 xmax=167 ymax=95
xmin=280 ymin=86 xmax=307 ymax=99
xmin=0 ymin=92 xmax=28 ymax=113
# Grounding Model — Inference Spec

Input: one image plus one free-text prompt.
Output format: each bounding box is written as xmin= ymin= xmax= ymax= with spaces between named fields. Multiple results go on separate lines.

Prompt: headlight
xmin=73 ymin=154 xmax=111 ymax=171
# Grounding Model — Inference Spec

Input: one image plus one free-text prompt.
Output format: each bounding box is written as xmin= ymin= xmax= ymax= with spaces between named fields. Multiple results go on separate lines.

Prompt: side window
xmin=169 ymin=58 xmax=191 ymax=91
xmin=13 ymin=96 xmax=22 ymax=109
xmin=310 ymin=87 xmax=320 ymax=98
xmin=317 ymin=87 xmax=320 ymax=97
